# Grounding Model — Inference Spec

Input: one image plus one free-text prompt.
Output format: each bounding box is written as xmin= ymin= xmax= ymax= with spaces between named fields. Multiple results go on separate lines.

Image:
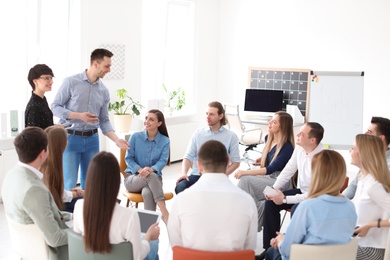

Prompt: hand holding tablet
xmin=263 ymin=186 xmax=278 ymax=197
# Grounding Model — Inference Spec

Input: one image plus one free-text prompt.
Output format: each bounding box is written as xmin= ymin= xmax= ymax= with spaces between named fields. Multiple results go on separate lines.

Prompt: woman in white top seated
xmin=351 ymin=134 xmax=390 ymax=260
xmin=73 ymin=151 xmax=160 ymax=260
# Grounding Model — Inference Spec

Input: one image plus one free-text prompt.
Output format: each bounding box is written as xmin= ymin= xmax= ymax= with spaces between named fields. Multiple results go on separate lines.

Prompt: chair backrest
xmin=119 ymin=148 xmax=127 ymax=179
xmin=340 ymin=176 xmax=349 ymax=193
xmin=172 ymin=246 xmax=255 ymax=260
xmin=290 ymin=237 xmax=359 ymax=260
xmin=384 ymin=228 xmax=390 ymax=260
xmin=6 ymin=215 xmax=50 ymax=260
xmin=67 ymin=229 xmax=133 ymax=260
xmin=224 ymin=104 xmax=245 ymax=136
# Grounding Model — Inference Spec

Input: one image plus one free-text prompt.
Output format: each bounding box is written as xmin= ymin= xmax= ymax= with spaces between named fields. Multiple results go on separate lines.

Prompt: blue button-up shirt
xmin=184 ymin=126 xmax=240 ymax=176
xmin=124 ymin=130 xmax=170 ymax=177
xmin=51 ymin=71 xmax=113 ymax=134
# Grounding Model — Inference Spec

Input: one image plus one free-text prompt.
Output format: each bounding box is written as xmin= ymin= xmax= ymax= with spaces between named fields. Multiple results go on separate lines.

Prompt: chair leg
xmin=281 ymin=210 xmax=288 ymax=227
xmin=242 ymin=151 xmax=252 ymax=169
xmin=126 ymin=199 xmax=130 ymax=208
xmin=135 ymin=202 xmax=138 ymax=208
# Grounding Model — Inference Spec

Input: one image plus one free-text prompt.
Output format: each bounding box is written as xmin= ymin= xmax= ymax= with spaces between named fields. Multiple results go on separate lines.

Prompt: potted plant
xmin=162 ymin=84 xmax=186 ymax=115
xmin=108 ymin=88 xmax=144 ymax=133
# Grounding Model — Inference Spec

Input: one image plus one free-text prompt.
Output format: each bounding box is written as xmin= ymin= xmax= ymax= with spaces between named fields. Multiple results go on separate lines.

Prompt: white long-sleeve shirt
xmin=273 ymin=143 xmax=324 ymax=204
xmin=73 ymin=200 xmax=150 ymax=260
xmin=352 ymin=173 xmax=390 ymax=249
xmin=168 ymin=173 xmax=257 ymax=251
xmin=62 ymin=189 xmax=73 ymax=203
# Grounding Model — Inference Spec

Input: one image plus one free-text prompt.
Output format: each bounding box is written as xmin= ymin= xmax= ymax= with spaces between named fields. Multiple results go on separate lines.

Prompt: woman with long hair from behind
xmin=266 ymin=150 xmax=357 ymax=260
xmin=40 ymin=125 xmax=83 ymax=212
xmin=124 ymin=109 xmax=171 ymax=224
xmin=351 ymin=134 xmax=390 ymax=260
xmin=73 ymin=152 xmax=160 ymax=260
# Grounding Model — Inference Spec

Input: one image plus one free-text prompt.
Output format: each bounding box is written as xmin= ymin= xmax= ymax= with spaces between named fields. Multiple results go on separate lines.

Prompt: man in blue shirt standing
xmin=175 ymin=101 xmax=241 ymax=194
xmin=52 ymin=48 xmax=129 ymax=190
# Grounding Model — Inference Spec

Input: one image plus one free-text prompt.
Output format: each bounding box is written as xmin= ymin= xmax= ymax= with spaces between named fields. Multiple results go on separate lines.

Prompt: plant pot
xmin=165 ymin=107 xmax=175 ymax=116
xmin=113 ymin=114 xmax=133 ymax=133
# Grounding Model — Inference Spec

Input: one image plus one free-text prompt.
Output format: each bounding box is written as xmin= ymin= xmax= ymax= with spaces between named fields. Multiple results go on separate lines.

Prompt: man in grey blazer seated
xmin=2 ymin=127 xmax=69 ymax=260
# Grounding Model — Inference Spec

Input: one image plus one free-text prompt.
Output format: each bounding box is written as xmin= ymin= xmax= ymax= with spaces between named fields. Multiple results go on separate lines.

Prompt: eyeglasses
xmin=39 ymin=76 xmax=53 ymax=81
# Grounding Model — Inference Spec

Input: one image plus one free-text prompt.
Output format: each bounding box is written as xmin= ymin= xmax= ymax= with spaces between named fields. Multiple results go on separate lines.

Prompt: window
xmin=0 ymin=1 xmax=80 ymax=125
xmin=162 ymin=0 xmax=195 ymax=114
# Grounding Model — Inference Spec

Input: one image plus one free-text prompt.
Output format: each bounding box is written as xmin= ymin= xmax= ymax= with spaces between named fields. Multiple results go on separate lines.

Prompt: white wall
xmin=216 ymin=0 xmax=390 ymax=128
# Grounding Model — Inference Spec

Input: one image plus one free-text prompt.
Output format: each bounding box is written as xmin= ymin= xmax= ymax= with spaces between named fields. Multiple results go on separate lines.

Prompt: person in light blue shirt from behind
xmin=175 ymin=101 xmax=241 ymax=194
xmin=51 ymin=48 xmax=129 ymax=190
xmin=265 ymin=150 xmax=357 ymax=260
xmin=124 ymin=109 xmax=171 ymax=224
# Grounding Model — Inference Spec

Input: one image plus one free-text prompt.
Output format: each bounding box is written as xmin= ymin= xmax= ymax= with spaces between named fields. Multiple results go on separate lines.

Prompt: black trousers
xmin=262 ymin=189 xmax=301 ymax=249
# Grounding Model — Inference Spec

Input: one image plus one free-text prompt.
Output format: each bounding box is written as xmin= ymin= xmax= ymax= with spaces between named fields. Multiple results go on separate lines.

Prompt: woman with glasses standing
xmin=25 ymin=64 xmax=54 ymax=129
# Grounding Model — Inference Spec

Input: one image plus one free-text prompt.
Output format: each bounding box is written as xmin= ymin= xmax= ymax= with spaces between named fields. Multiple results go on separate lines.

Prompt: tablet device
xmin=263 ymin=186 xmax=278 ymax=197
xmin=136 ymin=208 xmax=161 ymax=235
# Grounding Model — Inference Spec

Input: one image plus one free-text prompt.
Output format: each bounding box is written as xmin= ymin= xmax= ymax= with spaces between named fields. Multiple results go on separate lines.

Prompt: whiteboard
xmin=308 ymin=71 xmax=364 ymax=149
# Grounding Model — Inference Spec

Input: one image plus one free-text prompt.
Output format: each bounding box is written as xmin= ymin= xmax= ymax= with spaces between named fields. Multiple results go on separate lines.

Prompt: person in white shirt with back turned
xmin=168 ymin=140 xmax=257 ymax=252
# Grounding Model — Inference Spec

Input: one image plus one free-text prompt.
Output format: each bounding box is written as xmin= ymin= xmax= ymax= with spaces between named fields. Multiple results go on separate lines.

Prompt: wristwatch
xmin=282 ymin=198 xmax=287 ymax=204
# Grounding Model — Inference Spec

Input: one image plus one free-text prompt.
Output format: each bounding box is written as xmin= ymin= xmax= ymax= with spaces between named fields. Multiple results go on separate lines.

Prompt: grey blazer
xmin=1 ymin=164 xmax=68 ymax=260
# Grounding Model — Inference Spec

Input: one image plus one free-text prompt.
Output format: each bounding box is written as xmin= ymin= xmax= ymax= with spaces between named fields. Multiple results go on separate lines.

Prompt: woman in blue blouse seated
xmin=124 ymin=109 xmax=170 ymax=224
xmin=265 ymin=150 xmax=357 ymax=260
xmin=234 ymin=111 xmax=295 ymax=229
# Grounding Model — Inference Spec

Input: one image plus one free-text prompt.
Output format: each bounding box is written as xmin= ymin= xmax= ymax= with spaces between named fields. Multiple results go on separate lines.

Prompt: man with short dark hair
xmin=257 ymin=122 xmax=325 ymax=259
xmin=52 ymin=48 xmax=129 ymax=190
xmin=343 ymin=116 xmax=390 ymax=199
xmin=2 ymin=127 xmax=69 ymax=259
xmin=175 ymin=101 xmax=240 ymax=194
xmin=168 ymin=140 xmax=257 ymax=251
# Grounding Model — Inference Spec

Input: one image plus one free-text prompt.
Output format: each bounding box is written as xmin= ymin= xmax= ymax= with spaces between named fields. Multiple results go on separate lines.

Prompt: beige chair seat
xmin=290 ymin=236 xmax=359 ymax=260
xmin=6 ymin=215 xmax=50 ymax=260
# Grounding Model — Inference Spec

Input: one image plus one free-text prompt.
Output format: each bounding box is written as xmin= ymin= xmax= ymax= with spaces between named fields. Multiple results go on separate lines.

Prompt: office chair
xmin=224 ymin=104 xmax=263 ymax=168
xmin=290 ymin=236 xmax=359 ymax=260
xmin=119 ymin=149 xmax=174 ymax=208
xmin=172 ymin=246 xmax=255 ymax=260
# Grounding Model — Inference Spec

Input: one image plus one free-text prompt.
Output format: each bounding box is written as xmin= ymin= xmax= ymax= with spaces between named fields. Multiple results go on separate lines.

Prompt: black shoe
xmin=255 ymin=250 xmax=266 ymax=260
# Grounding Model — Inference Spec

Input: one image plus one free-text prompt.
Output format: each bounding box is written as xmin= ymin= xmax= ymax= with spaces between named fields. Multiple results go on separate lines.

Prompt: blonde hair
xmin=260 ymin=111 xmax=295 ymax=167
xmin=308 ymin=150 xmax=346 ymax=199
xmin=356 ymin=134 xmax=390 ymax=192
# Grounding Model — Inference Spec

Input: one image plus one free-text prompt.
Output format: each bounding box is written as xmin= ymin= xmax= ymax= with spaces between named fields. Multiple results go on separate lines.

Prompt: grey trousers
xmin=124 ymin=173 xmax=164 ymax=211
xmin=237 ymin=174 xmax=291 ymax=232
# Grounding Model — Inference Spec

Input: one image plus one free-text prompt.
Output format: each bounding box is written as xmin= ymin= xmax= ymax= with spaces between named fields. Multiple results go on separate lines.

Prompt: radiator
xmin=0 ymin=139 xmax=18 ymax=202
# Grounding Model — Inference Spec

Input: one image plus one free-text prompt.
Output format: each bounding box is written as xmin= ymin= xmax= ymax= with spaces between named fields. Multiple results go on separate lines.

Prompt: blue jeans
xmin=175 ymin=175 xmax=201 ymax=194
xmin=63 ymin=133 xmax=99 ymax=190
xmin=145 ymin=239 xmax=159 ymax=260
xmin=265 ymin=247 xmax=282 ymax=260
xmin=64 ymin=196 xmax=83 ymax=213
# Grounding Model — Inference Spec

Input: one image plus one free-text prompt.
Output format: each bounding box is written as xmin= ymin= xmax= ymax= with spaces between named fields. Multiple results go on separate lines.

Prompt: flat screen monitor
xmin=244 ymin=89 xmax=283 ymax=113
